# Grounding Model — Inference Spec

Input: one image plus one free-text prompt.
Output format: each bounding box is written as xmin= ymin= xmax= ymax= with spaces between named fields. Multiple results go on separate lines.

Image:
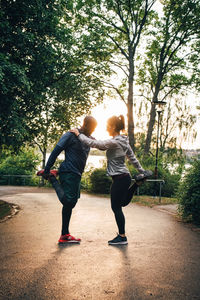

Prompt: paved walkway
xmin=0 ymin=186 xmax=200 ymax=300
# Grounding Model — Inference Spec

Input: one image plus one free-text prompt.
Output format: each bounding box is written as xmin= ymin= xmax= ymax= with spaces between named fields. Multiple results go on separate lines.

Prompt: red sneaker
xmin=49 ymin=170 xmax=59 ymax=177
xmin=58 ymin=234 xmax=81 ymax=244
xmin=37 ymin=169 xmax=58 ymax=177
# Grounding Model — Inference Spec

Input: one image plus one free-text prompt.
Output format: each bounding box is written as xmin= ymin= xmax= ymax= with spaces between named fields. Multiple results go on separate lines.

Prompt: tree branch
xmin=33 ymin=139 xmax=44 ymax=154
xmin=115 ymin=0 xmax=130 ymax=34
xmin=102 ymin=80 xmax=126 ymax=104
xmin=132 ymin=0 xmax=156 ymax=50
xmin=107 ymin=34 xmax=129 ymax=59
xmin=93 ymin=12 xmax=127 ymax=34
xmin=110 ymin=60 xmax=129 ymax=77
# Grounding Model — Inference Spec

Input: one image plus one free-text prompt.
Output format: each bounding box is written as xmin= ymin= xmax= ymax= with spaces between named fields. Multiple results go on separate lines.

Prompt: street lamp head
xmin=154 ymin=101 xmax=167 ymax=105
xmin=154 ymin=101 xmax=167 ymax=113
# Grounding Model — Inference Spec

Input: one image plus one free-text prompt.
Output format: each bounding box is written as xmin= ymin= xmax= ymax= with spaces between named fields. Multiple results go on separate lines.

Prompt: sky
xmin=90 ymin=99 xmax=127 ymax=139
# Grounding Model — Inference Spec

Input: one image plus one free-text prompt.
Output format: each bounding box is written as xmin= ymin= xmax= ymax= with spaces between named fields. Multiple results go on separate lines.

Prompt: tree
xmin=0 ymin=0 xmax=106 ymax=151
xmin=134 ymin=94 xmax=197 ymax=152
xmin=159 ymin=98 xmax=197 ymax=151
xmin=0 ymin=0 xmax=67 ymax=148
xmin=137 ymin=0 xmax=200 ymax=154
xmin=70 ymin=0 xmax=156 ymax=150
xmin=189 ymin=37 xmax=200 ymax=94
xmin=31 ymin=70 xmax=104 ymax=172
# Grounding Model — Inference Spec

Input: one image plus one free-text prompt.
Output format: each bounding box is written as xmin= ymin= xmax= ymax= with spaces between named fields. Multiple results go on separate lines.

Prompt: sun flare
xmin=90 ymin=99 xmax=127 ymax=139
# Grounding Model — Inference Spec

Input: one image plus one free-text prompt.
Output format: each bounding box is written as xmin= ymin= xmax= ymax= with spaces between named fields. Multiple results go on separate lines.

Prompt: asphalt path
xmin=0 ymin=186 xmax=200 ymax=300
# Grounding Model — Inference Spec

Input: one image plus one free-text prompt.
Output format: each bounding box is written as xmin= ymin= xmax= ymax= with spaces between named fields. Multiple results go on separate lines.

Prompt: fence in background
xmin=135 ymin=179 xmax=165 ymax=202
xmin=0 ymin=175 xmax=165 ymax=202
xmin=0 ymin=174 xmax=40 ymax=186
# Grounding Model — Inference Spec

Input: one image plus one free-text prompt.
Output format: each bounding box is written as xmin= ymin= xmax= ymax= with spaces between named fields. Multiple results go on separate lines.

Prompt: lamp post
xmin=154 ymin=101 xmax=166 ymax=178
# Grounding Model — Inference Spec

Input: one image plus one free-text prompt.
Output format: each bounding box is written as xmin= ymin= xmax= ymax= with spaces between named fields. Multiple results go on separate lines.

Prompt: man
xmin=39 ymin=116 xmax=97 ymax=244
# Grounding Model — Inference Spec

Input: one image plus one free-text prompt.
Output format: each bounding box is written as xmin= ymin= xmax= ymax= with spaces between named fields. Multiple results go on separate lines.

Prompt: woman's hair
xmin=107 ymin=115 xmax=125 ymax=132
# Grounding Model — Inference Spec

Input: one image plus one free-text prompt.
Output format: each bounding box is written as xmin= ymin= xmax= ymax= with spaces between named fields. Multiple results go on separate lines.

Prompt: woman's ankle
xmin=119 ymin=233 xmax=126 ymax=237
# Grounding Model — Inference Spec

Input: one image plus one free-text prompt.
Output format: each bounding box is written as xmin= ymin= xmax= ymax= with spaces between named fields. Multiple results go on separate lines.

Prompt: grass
xmin=132 ymin=195 xmax=178 ymax=207
xmin=0 ymin=200 xmax=12 ymax=220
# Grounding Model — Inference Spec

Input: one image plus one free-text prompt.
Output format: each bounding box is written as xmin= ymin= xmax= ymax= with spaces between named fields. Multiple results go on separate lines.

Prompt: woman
xmin=70 ymin=115 xmax=151 ymax=245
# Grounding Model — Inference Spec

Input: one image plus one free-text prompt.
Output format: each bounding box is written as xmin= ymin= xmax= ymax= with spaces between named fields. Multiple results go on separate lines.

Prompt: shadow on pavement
xmin=7 ymin=244 xmax=81 ymax=300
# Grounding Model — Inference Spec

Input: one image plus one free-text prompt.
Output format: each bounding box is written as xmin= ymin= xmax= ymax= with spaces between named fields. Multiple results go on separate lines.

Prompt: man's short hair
xmin=83 ymin=116 xmax=97 ymax=128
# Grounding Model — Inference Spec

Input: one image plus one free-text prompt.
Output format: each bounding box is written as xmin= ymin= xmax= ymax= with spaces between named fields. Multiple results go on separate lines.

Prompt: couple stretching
xmin=38 ymin=115 xmax=152 ymax=245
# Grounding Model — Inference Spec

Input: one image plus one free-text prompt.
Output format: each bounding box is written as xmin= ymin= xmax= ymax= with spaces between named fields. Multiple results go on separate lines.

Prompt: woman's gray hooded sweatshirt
xmin=78 ymin=134 xmax=144 ymax=176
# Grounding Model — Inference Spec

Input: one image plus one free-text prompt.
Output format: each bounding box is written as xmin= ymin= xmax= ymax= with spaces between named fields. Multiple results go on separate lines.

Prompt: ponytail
xmin=118 ymin=115 xmax=125 ymax=131
xmin=107 ymin=115 xmax=125 ymax=132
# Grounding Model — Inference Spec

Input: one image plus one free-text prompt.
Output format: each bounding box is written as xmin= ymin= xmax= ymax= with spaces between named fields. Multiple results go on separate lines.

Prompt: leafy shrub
xmin=177 ymin=160 xmax=200 ymax=225
xmin=128 ymin=161 xmax=181 ymax=198
xmin=0 ymin=148 xmax=41 ymax=186
xmin=81 ymin=166 xmax=94 ymax=191
xmin=85 ymin=154 xmax=181 ymax=197
xmin=0 ymin=148 xmax=40 ymax=175
xmin=90 ymin=168 xmax=112 ymax=194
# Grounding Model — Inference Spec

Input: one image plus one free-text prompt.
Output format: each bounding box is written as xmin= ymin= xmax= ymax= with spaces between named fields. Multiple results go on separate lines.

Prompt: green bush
xmin=0 ymin=148 xmax=41 ymax=186
xmin=81 ymin=167 xmax=94 ymax=191
xmin=90 ymin=168 xmax=112 ymax=194
xmin=177 ymin=160 xmax=200 ymax=225
xmin=85 ymin=155 xmax=181 ymax=197
xmin=128 ymin=160 xmax=181 ymax=198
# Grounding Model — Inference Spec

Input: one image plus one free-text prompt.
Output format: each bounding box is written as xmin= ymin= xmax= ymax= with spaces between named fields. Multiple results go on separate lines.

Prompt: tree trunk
xmin=144 ymin=75 xmax=163 ymax=154
xmin=41 ymin=148 xmax=47 ymax=186
xmin=42 ymin=148 xmax=47 ymax=170
xmin=144 ymin=101 xmax=157 ymax=154
xmin=127 ymin=54 xmax=135 ymax=150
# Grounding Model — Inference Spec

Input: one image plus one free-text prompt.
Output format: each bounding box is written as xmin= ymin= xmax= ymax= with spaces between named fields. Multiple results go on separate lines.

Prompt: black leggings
xmin=111 ymin=174 xmax=131 ymax=235
xmin=50 ymin=176 xmax=75 ymax=235
xmin=50 ymin=174 xmax=138 ymax=236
